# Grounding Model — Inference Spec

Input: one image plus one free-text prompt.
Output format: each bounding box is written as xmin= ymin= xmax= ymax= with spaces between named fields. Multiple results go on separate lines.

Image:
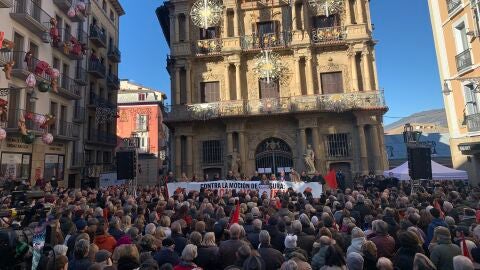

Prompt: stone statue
xmin=304 ymin=144 xmax=316 ymax=174
xmin=229 ymin=148 xmax=241 ymax=175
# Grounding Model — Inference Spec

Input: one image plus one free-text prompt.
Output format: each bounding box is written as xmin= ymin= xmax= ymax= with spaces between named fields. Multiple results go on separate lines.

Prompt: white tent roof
xmin=383 ymin=160 xmax=468 ymax=180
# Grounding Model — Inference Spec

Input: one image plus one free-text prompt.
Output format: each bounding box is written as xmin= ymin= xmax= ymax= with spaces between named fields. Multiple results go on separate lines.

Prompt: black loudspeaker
xmin=407 ymin=146 xmax=432 ymax=180
xmin=117 ymin=151 xmax=136 ymax=179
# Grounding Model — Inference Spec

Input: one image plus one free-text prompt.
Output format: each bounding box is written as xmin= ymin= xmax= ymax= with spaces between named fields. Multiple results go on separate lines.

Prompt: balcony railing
xmin=53 ymin=0 xmax=89 ymax=22
xmin=107 ymin=45 xmax=121 ymax=62
xmin=6 ymin=109 xmax=48 ymax=133
xmin=89 ymin=24 xmax=106 ymax=48
xmin=311 ymin=26 xmax=346 ymax=44
xmin=194 ymin=38 xmax=222 ymax=55
xmin=89 ymin=92 xmax=116 ymax=108
xmin=0 ymin=0 xmax=13 ymax=8
xmin=88 ymin=60 xmax=106 ymax=78
xmin=71 ymin=152 xmax=85 ymax=167
xmin=466 ymin=113 xmax=480 ymax=132
xmin=241 ymin=31 xmax=292 ymax=50
xmin=10 ymin=0 xmax=51 ymax=37
xmin=73 ymin=106 xmax=85 ymax=123
xmin=87 ymin=129 xmax=117 ymax=145
xmin=51 ymin=28 xmax=87 ymax=60
xmin=447 ymin=0 xmax=462 ymax=14
xmin=75 ymin=66 xmax=88 ymax=85
xmin=57 ymin=120 xmax=80 ymax=139
xmin=107 ymin=73 xmax=120 ymax=90
xmin=57 ymin=73 xmax=82 ymax=99
xmin=165 ymin=91 xmax=386 ymax=122
xmin=456 ymin=49 xmax=472 ymax=72
xmin=10 ymin=51 xmax=52 ymax=81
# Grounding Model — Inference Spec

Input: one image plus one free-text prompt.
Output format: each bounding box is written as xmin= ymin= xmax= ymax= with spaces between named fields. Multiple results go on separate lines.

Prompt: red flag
xmin=461 ymin=232 xmax=472 ymax=260
xmin=229 ymin=202 xmax=240 ymax=226
xmin=103 ymin=207 xmax=109 ymax=222
xmin=325 ymin=170 xmax=338 ymax=189
xmin=276 ymin=199 xmax=281 ymax=209
xmin=434 ymin=200 xmax=445 ymax=219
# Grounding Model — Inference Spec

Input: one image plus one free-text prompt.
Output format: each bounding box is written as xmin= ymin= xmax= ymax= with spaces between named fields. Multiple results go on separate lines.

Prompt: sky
xmin=118 ymin=0 xmax=444 ymax=125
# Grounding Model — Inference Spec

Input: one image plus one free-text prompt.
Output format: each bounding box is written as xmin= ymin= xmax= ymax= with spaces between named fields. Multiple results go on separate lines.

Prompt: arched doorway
xmin=255 ymin=138 xmax=293 ymax=176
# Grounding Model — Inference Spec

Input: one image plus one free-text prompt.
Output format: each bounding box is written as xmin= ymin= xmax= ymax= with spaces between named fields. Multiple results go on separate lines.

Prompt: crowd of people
xmin=0 ymin=173 xmax=478 ymax=270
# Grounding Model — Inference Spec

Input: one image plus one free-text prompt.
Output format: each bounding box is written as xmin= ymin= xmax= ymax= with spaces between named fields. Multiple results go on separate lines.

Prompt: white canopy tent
xmin=383 ymin=160 xmax=468 ymax=180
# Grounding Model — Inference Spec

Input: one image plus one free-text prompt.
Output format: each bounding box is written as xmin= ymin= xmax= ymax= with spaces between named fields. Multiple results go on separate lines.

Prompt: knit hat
xmin=95 ymin=250 xmax=112 ymax=263
xmin=346 ymin=252 xmax=364 ymax=270
xmin=284 ymin=234 xmax=297 ymax=249
xmin=434 ymin=226 xmax=451 ymax=242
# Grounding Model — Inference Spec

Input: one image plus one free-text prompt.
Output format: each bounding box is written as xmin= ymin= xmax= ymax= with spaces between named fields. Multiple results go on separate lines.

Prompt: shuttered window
xmin=464 ymin=84 xmax=478 ymax=115
xmin=202 ymin=140 xmax=222 ymax=164
xmin=312 ymin=14 xmax=339 ymax=28
xmin=321 ymin=72 xmax=343 ymax=94
xmin=200 ymin=81 xmax=220 ymax=103
xmin=259 ymin=79 xmax=280 ymax=98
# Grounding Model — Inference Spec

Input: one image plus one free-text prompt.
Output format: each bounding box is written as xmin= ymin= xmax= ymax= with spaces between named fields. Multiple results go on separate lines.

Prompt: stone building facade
xmin=157 ymin=0 xmax=388 ymax=181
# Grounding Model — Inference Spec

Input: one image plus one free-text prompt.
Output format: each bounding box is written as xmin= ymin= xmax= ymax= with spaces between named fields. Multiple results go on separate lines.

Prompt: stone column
xmin=235 ymin=62 xmax=241 ymax=100
xmin=175 ymin=68 xmax=181 ymax=104
xmin=357 ymin=124 xmax=368 ymax=175
xmin=350 ymin=51 xmax=358 ymax=91
xmin=169 ymin=15 xmax=176 ymax=44
xmin=292 ymin=1 xmax=297 ymax=31
xmin=186 ymin=63 xmax=191 ymax=103
xmin=294 ymin=58 xmax=301 ymax=96
xmin=376 ymin=123 xmax=387 ymax=170
xmin=233 ymin=8 xmax=239 ymax=36
xmin=362 ymin=49 xmax=371 ymax=91
xmin=224 ymin=63 xmax=230 ymax=100
xmin=186 ymin=136 xmax=193 ymax=176
xmin=185 ymin=16 xmax=190 ymax=41
xmin=306 ymin=56 xmax=314 ymax=95
xmin=175 ymin=136 xmax=181 ymax=178
xmin=312 ymin=127 xmax=325 ymax=174
xmin=239 ymin=131 xmax=246 ymax=174
xmin=227 ymin=132 xmax=233 ymax=154
xmin=356 ymin=0 xmax=365 ymax=24
xmin=299 ymin=128 xmax=307 ymax=156
xmin=223 ymin=9 xmax=228 ymax=37
xmin=302 ymin=3 xmax=309 ymax=30
xmin=368 ymin=125 xmax=382 ymax=174
xmin=345 ymin=0 xmax=352 ymax=25
xmin=174 ymin=14 xmax=180 ymax=42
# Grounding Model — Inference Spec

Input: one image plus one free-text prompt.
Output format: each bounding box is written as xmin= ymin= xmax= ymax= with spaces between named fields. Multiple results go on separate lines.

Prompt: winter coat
xmin=427 ymin=218 xmax=448 ymax=245
xmin=319 ymin=266 xmax=346 ymax=270
xmin=311 ymin=245 xmax=329 ymax=270
xmin=258 ymin=244 xmax=285 ymax=270
xmin=247 ymin=229 xmax=261 ymax=249
xmin=429 ymin=239 xmax=461 ymax=270
xmin=392 ymin=245 xmax=424 ymax=270
xmin=370 ymin=234 xmax=396 ymax=259
xmin=67 ymin=258 xmax=92 ymax=270
xmin=218 ymin=239 xmax=246 ymax=269
xmin=171 ymin=232 xmax=188 ymax=256
xmin=347 ymin=237 xmax=366 ymax=255
xmin=284 ymin=250 xmax=312 ymax=270
xmin=154 ymin=248 xmax=180 ymax=267
xmin=353 ymin=203 xmax=371 ymax=223
xmin=362 ymin=253 xmax=377 ymax=270
xmin=195 ymin=246 xmax=218 ymax=270
xmin=94 ymin=234 xmax=117 ymax=253
xmin=108 ymin=227 xmax=125 ymax=240
xmin=173 ymin=261 xmax=202 ymax=270
xmin=297 ymin=232 xmax=316 ymax=257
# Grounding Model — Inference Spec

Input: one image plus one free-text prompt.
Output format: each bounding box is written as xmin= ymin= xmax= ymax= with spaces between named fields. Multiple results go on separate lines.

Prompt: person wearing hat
xmin=153 ymin=238 xmax=180 ymax=267
xmin=459 ymin=208 xmax=477 ymax=228
xmin=427 ymin=208 xmax=448 ymax=246
xmin=430 ymin=226 xmax=461 ymax=270
xmin=95 ymin=249 xmax=113 ymax=268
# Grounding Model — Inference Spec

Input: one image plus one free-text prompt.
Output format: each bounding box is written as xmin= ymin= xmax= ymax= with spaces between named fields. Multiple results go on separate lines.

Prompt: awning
xmin=383 ymin=160 xmax=468 ymax=180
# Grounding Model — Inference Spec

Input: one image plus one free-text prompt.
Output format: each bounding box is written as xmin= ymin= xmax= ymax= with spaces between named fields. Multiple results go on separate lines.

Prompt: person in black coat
xmin=246 ymin=219 xmax=262 ymax=249
xmin=352 ymin=195 xmax=372 ymax=224
xmin=258 ymin=230 xmax=285 ymax=270
xmin=153 ymin=238 xmax=180 ymax=267
xmin=292 ymin=220 xmax=315 ymax=258
xmin=392 ymin=231 xmax=424 ymax=270
xmin=195 ymin=232 xmax=219 ymax=270
xmin=170 ymin=221 xmax=188 ymax=256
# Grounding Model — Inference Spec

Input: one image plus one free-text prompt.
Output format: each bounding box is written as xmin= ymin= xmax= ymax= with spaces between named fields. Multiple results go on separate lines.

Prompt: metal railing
xmin=6 ymin=109 xmax=48 ymax=133
xmin=11 ymin=0 xmax=51 ymax=26
xmin=241 ymin=31 xmax=292 ymax=50
xmin=456 ymin=49 xmax=472 ymax=71
xmin=107 ymin=45 xmax=121 ymax=62
xmin=194 ymin=38 xmax=222 ymax=55
xmin=165 ymin=91 xmax=386 ymax=122
xmin=75 ymin=66 xmax=87 ymax=84
xmin=57 ymin=120 xmax=80 ymax=138
xmin=51 ymin=28 xmax=88 ymax=58
xmin=88 ymin=129 xmax=117 ymax=144
xmin=88 ymin=60 xmax=106 ymax=77
xmin=89 ymin=92 xmax=116 ymax=108
xmin=11 ymin=51 xmax=52 ymax=81
xmin=447 ymin=0 xmax=462 ymax=13
xmin=311 ymin=26 xmax=346 ymax=44
xmin=106 ymin=72 xmax=120 ymax=90
xmin=59 ymin=73 xmax=81 ymax=97
xmin=89 ymin=24 xmax=106 ymax=47
xmin=0 ymin=0 xmax=13 ymax=8
xmin=466 ymin=113 xmax=480 ymax=132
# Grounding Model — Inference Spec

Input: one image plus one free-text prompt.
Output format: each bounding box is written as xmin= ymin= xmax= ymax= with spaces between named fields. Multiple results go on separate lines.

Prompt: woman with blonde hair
xmin=112 ymin=244 xmax=140 ymax=267
xmin=196 ymin=232 xmax=218 ymax=269
xmin=174 ymin=244 xmax=201 ymax=270
xmin=121 ymin=215 xmax=132 ymax=231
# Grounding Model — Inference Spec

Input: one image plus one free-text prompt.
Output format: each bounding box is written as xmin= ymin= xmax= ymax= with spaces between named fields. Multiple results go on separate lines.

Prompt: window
xmin=138 ymin=93 xmax=146 ymax=101
xmin=202 ymin=140 xmax=222 ymax=164
xmin=102 ymin=0 xmax=106 ymax=11
xmin=257 ymin=21 xmax=276 ymax=35
xmin=200 ymin=27 xmax=218 ymax=39
xmin=326 ymin=133 xmax=350 ymax=158
xmin=1 ymin=153 xmax=31 ymax=180
xmin=464 ymin=84 xmax=478 ymax=115
xmin=53 ymin=57 xmax=60 ymax=69
xmin=200 ymin=81 xmax=220 ymax=103
xmin=29 ymin=42 xmax=38 ymax=57
xmin=50 ymin=102 xmax=58 ymax=131
xmin=321 ymin=72 xmax=343 ymax=94
xmin=454 ymin=22 xmax=469 ymax=53
xmin=103 ymin=152 xmax=111 ymax=163
xmin=136 ymin=114 xmax=148 ymax=131
xmin=85 ymin=150 xmax=92 ymax=164
xmin=44 ymin=154 xmax=65 ymax=181
xmin=178 ymin=14 xmax=186 ymax=41
xmin=259 ymin=79 xmax=279 ymax=98
xmin=312 ymin=15 xmax=340 ymax=28
xmin=473 ymin=0 xmax=480 ymax=37
xmin=110 ymin=10 xmax=115 ymax=22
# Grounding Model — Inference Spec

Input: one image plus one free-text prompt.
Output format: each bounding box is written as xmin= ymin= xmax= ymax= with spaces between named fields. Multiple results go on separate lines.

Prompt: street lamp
xmin=442 ymin=77 xmax=480 ymax=95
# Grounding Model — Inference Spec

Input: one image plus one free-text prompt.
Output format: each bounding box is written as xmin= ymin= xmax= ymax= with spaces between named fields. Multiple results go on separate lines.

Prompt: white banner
xmin=167 ymin=181 xmax=323 ymax=198
xmin=99 ymin=172 xmax=125 ymax=188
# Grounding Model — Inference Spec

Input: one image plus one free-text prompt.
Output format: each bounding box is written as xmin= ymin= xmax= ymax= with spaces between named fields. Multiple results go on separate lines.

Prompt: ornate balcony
xmin=53 ymin=0 xmax=89 ymax=22
xmin=107 ymin=45 xmax=121 ymax=62
xmin=6 ymin=109 xmax=48 ymax=134
xmin=10 ymin=0 xmax=51 ymax=37
xmin=456 ymin=49 xmax=472 ymax=72
xmin=57 ymin=73 xmax=82 ymax=100
xmin=75 ymin=66 xmax=88 ymax=85
xmin=241 ymin=31 xmax=292 ymax=51
xmin=56 ymin=120 xmax=80 ymax=140
xmin=0 ymin=0 xmax=12 ymax=8
xmin=88 ymin=60 xmax=106 ymax=78
xmin=51 ymin=28 xmax=87 ymax=60
xmin=466 ymin=113 xmax=480 ymax=132
xmin=447 ymin=0 xmax=462 ymax=14
xmin=10 ymin=51 xmax=51 ymax=82
xmin=89 ymin=24 xmax=106 ymax=48
xmin=165 ymin=91 xmax=386 ymax=122
xmin=194 ymin=38 xmax=222 ymax=56
xmin=73 ymin=106 xmax=86 ymax=123
xmin=310 ymin=26 xmax=346 ymax=45
xmin=106 ymin=73 xmax=120 ymax=90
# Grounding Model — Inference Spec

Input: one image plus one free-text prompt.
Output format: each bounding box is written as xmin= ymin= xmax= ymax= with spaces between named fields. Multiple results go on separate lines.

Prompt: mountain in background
xmin=384 ymin=109 xmax=448 ymax=134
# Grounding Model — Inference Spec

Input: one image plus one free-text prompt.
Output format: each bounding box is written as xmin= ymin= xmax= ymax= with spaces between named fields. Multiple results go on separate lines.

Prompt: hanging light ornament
xmin=190 ymin=0 xmax=224 ymax=29
xmin=41 ymin=132 xmax=54 ymax=145
xmin=308 ymin=0 xmax=343 ymax=16
xmin=0 ymin=127 xmax=6 ymax=141
xmin=253 ymin=50 xmax=284 ymax=84
xmin=25 ymin=73 xmax=36 ymax=88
